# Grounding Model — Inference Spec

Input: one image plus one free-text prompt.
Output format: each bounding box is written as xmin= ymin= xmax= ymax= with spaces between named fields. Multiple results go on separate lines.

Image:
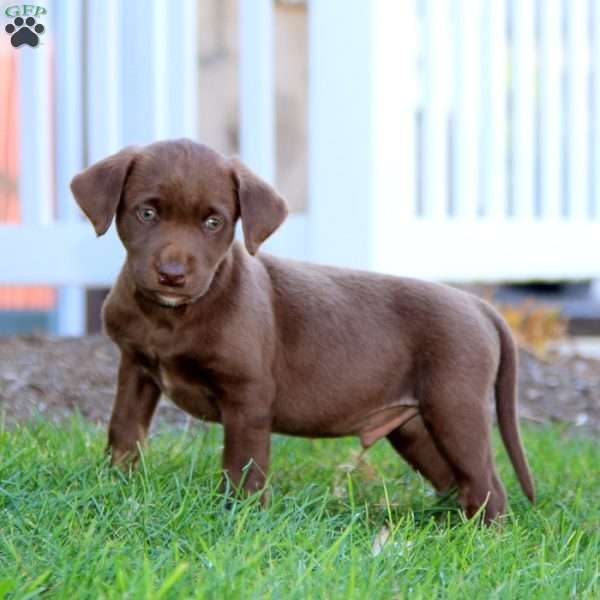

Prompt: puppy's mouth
xmin=154 ymin=292 xmax=190 ymax=308
xmin=137 ymin=288 xmax=195 ymax=308
xmin=136 ymin=275 xmax=215 ymax=308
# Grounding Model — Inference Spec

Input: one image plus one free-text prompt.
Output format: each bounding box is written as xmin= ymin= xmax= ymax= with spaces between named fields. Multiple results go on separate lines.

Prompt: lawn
xmin=0 ymin=418 xmax=598 ymax=599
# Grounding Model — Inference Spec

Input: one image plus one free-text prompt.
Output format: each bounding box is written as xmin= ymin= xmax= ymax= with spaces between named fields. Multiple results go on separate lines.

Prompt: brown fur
xmin=71 ymin=139 xmax=535 ymax=522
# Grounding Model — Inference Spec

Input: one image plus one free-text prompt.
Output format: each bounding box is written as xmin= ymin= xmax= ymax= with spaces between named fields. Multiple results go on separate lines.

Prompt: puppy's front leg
xmin=108 ymin=352 xmax=160 ymax=467
xmin=220 ymin=385 xmax=273 ymax=500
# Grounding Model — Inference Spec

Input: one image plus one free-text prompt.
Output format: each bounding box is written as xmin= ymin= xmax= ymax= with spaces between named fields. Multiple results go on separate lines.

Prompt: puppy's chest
xmin=157 ymin=362 xmax=221 ymax=422
xmin=130 ymin=340 xmax=221 ymax=422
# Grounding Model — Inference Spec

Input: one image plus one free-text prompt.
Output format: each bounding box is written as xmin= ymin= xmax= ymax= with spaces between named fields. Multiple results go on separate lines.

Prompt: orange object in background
xmin=0 ymin=48 xmax=54 ymax=312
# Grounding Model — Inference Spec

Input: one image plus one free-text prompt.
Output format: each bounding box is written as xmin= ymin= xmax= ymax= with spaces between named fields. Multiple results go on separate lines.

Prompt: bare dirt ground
xmin=0 ymin=334 xmax=599 ymax=435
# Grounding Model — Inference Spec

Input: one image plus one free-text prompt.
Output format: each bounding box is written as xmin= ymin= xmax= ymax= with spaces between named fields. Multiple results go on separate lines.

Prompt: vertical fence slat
xmin=17 ymin=0 xmax=52 ymax=225
xmin=55 ymin=0 xmax=82 ymax=221
xmin=309 ymin=0 xmax=373 ymax=268
xmin=481 ymin=0 xmax=507 ymax=220
xmin=539 ymin=0 xmax=562 ymax=221
xmin=565 ymin=0 xmax=590 ymax=220
xmin=54 ymin=0 xmax=85 ymax=335
xmin=371 ymin=0 xmax=417 ymax=270
xmin=151 ymin=0 xmax=198 ymax=141
xmin=119 ymin=0 xmax=155 ymax=146
xmin=453 ymin=0 xmax=482 ymax=220
xmin=168 ymin=0 xmax=197 ymax=139
xmin=240 ymin=0 xmax=275 ymax=182
xmin=152 ymin=0 xmax=170 ymax=141
xmin=87 ymin=0 xmax=121 ymax=161
xmin=512 ymin=0 xmax=535 ymax=219
xmin=593 ymin=0 xmax=600 ymax=220
xmin=422 ymin=0 xmax=450 ymax=220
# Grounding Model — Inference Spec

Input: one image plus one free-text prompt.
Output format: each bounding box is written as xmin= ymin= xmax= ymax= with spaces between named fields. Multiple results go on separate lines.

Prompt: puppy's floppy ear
xmin=231 ymin=158 xmax=288 ymax=255
xmin=70 ymin=146 xmax=137 ymax=236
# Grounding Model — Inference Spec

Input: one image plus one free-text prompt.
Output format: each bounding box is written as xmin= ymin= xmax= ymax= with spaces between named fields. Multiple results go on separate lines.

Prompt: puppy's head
xmin=70 ymin=140 xmax=287 ymax=307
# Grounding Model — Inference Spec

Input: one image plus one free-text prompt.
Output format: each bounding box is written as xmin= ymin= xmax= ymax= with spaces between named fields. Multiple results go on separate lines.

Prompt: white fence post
xmin=151 ymin=0 xmax=170 ymax=141
xmin=511 ymin=0 xmax=535 ymax=219
xmin=164 ymin=0 xmax=197 ymax=140
xmin=565 ymin=1 xmax=590 ymax=220
xmin=422 ymin=0 xmax=451 ymax=221
xmin=371 ymin=0 xmax=417 ymax=272
xmin=17 ymin=0 xmax=52 ymax=226
xmin=86 ymin=0 xmax=121 ymax=161
xmin=119 ymin=0 xmax=155 ymax=146
xmin=481 ymin=0 xmax=507 ymax=220
xmin=309 ymin=0 xmax=417 ymax=272
xmin=453 ymin=0 xmax=482 ymax=220
xmin=54 ymin=0 xmax=86 ymax=335
xmin=309 ymin=0 xmax=374 ymax=268
xmin=539 ymin=0 xmax=563 ymax=221
xmin=239 ymin=0 xmax=275 ymax=183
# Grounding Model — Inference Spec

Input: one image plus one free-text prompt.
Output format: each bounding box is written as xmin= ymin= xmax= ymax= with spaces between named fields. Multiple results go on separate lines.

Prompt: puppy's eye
xmin=203 ymin=215 xmax=224 ymax=232
xmin=137 ymin=206 xmax=158 ymax=223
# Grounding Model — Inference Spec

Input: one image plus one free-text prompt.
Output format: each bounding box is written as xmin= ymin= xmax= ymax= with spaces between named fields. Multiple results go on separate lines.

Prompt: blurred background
xmin=1 ymin=0 xmax=600 ymax=338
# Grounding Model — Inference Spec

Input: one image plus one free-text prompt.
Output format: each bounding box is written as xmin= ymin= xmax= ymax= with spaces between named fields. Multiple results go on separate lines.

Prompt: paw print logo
xmin=5 ymin=16 xmax=45 ymax=48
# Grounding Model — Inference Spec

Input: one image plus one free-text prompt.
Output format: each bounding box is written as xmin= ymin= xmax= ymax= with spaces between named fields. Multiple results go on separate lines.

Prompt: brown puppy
xmin=71 ymin=139 xmax=535 ymax=522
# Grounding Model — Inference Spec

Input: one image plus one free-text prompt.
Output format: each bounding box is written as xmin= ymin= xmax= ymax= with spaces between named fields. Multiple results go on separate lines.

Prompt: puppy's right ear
xmin=70 ymin=146 xmax=137 ymax=236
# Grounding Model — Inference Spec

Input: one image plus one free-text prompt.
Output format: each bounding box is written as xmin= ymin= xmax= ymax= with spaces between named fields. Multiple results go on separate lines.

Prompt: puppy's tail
xmin=485 ymin=304 xmax=535 ymax=503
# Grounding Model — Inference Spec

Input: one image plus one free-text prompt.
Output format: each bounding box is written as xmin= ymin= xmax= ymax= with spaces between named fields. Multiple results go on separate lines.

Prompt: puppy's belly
xmin=156 ymin=365 xmax=419 ymax=446
xmin=272 ymin=395 xmax=420 ymax=448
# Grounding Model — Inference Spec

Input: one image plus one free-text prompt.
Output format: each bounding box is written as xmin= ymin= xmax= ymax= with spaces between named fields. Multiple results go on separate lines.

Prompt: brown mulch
xmin=0 ymin=335 xmax=186 ymax=428
xmin=0 ymin=334 xmax=599 ymax=435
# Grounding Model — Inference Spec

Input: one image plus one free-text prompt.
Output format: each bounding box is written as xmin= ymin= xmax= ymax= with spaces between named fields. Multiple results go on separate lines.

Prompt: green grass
xmin=0 ymin=418 xmax=598 ymax=599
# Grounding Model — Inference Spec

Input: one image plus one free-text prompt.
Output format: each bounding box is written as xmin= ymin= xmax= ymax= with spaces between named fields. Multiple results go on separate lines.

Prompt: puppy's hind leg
xmin=419 ymin=373 xmax=507 ymax=523
xmin=387 ymin=415 xmax=456 ymax=494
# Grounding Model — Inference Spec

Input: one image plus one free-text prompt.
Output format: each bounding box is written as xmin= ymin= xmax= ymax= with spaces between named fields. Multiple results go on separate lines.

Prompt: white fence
xmin=309 ymin=0 xmax=600 ymax=280
xmin=2 ymin=0 xmax=600 ymax=335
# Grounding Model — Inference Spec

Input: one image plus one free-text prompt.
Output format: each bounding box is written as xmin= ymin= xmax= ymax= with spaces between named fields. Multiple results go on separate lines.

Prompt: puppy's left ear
xmin=70 ymin=146 xmax=137 ymax=236
xmin=231 ymin=158 xmax=288 ymax=255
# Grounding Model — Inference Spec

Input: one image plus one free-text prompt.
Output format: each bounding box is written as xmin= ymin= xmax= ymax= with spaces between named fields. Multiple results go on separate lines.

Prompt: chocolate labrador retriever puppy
xmin=71 ymin=139 xmax=534 ymax=522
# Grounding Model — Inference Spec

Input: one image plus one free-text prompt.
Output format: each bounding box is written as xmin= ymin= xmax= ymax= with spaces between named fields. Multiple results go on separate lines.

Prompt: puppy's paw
xmin=219 ymin=474 xmax=270 ymax=508
xmin=107 ymin=445 xmax=139 ymax=472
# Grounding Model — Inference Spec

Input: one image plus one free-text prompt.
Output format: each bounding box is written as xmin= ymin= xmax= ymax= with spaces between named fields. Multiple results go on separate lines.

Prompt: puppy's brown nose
xmin=157 ymin=262 xmax=186 ymax=288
